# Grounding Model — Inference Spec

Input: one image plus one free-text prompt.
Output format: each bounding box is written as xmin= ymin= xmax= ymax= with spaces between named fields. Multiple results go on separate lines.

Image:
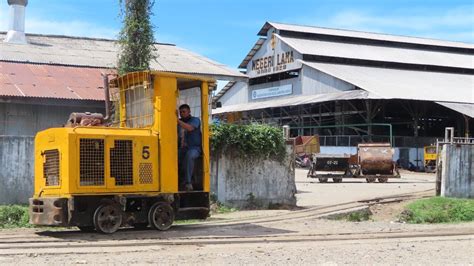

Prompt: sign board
xmin=251 ymin=84 xmax=292 ymax=100
xmin=247 ymin=34 xmax=301 ymax=78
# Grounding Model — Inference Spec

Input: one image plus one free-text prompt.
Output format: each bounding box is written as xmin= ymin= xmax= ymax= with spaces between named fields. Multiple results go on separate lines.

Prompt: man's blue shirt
xmin=179 ymin=116 xmax=202 ymax=150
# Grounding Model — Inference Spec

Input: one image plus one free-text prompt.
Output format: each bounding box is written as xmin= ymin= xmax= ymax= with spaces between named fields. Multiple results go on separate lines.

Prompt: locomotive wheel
xmin=378 ymin=177 xmax=388 ymax=183
xmin=333 ymin=178 xmax=343 ymax=183
xmin=148 ymin=202 xmax=175 ymax=231
xmin=318 ymin=178 xmax=328 ymax=183
xmin=77 ymin=226 xmax=95 ymax=232
xmin=93 ymin=203 xmax=122 ymax=234
xmin=366 ymin=177 xmax=376 ymax=183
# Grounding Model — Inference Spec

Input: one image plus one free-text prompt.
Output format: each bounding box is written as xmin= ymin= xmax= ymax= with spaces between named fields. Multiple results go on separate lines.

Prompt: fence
xmin=318 ymin=135 xmax=437 ymax=148
xmin=436 ymin=128 xmax=474 ymax=196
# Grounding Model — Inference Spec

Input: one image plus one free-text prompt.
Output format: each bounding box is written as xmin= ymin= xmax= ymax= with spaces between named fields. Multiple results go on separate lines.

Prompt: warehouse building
xmin=213 ymin=21 xmax=474 ymax=167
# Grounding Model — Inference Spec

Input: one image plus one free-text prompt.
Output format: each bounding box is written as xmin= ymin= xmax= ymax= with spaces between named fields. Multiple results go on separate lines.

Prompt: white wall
xmin=218 ymin=81 xmax=249 ymax=106
xmin=301 ymin=65 xmax=355 ymax=95
xmin=210 ymin=146 xmax=296 ymax=208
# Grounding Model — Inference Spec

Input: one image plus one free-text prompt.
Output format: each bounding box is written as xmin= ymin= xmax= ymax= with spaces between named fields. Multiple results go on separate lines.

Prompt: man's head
xmin=179 ymin=104 xmax=191 ymax=119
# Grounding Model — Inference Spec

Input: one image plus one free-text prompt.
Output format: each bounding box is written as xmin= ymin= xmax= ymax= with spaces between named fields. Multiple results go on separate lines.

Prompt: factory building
xmin=213 ymin=21 xmax=473 ymax=167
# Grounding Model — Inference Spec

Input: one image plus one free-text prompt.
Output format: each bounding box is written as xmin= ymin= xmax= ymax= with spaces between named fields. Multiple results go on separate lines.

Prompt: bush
xmin=401 ymin=197 xmax=474 ymax=223
xmin=210 ymin=123 xmax=286 ymax=161
xmin=0 ymin=205 xmax=31 ymax=228
xmin=347 ymin=210 xmax=371 ymax=222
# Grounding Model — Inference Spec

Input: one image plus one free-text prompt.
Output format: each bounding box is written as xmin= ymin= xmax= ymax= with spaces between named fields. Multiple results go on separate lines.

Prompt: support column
xmin=365 ymin=100 xmax=373 ymax=141
xmin=464 ymin=115 xmax=470 ymax=138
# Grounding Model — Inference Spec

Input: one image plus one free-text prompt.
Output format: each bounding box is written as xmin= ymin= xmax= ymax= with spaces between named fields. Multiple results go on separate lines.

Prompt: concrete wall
xmin=210 ymin=147 xmax=296 ymax=208
xmin=441 ymin=144 xmax=474 ymax=198
xmin=0 ymin=136 xmax=34 ymax=204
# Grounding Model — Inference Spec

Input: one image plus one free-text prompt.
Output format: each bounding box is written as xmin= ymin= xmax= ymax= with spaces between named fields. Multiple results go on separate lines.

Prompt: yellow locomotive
xmin=29 ymin=71 xmax=213 ymax=233
xmin=424 ymin=146 xmax=437 ymax=173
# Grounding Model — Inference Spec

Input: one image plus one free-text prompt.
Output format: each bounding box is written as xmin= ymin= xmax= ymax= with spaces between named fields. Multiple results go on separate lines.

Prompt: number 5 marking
xmin=142 ymin=146 xmax=150 ymax=159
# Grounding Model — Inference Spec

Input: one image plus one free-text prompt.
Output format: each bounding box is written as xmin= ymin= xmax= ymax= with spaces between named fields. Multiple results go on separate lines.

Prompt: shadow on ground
xmin=36 ymin=222 xmax=296 ymax=242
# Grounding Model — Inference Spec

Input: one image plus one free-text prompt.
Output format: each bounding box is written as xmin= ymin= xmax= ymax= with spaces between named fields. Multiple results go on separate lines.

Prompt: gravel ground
xmin=1 ymin=169 xmax=473 ymax=265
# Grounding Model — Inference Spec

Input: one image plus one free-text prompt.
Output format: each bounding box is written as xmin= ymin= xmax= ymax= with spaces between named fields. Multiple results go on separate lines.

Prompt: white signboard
xmin=252 ymin=84 xmax=292 ymax=100
xmin=247 ymin=34 xmax=301 ymax=78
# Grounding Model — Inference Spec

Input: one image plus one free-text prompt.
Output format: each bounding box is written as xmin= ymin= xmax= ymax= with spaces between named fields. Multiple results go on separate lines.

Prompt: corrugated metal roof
xmin=280 ymin=35 xmax=474 ymax=70
xmin=303 ymin=62 xmax=474 ymax=104
xmin=0 ymin=61 xmax=109 ymax=100
xmin=0 ymin=32 xmax=247 ymax=81
xmin=238 ymin=38 xmax=266 ymax=69
xmin=213 ymin=81 xmax=236 ymax=103
xmin=259 ymin=22 xmax=474 ymax=50
xmin=213 ymin=90 xmax=374 ymax=114
xmin=436 ymin=102 xmax=474 ymax=118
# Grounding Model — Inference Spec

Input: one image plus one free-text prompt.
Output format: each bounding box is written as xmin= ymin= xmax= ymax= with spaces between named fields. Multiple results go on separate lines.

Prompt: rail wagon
xmin=307 ymin=143 xmax=400 ymax=183
xmin=29 ymin=71 xmax=213 ymax=233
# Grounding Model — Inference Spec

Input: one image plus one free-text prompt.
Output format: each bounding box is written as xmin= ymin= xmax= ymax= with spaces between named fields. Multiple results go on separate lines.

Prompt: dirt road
xmin=0 ymin=170 xmax=473 ymax=264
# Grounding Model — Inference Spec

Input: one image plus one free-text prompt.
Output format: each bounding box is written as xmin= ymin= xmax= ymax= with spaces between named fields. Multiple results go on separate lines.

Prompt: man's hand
xmin=178 ymin=119 xmax=195 ymax=132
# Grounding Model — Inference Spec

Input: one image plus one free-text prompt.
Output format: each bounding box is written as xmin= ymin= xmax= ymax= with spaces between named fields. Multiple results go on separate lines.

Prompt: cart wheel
xmin=333 ymin=178 xmax=343 ymax=183
xmin=77 ymin=226 xmax=95 ymax=232
xmin=378 ymin=177 xmax=388 ymax=183
xmin=93 ymin=203 xmax=122 ymax=234
xmin=318 ymin=178 xmax=328 ymax=183
xmin=366 ymin=177 xmax=376 ymax=183
xmin=148 ymin=202 xmax=175 ymax=231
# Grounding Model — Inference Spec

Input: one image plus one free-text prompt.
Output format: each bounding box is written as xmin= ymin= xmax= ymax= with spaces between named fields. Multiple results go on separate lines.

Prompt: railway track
xmin=2 ymin=188 xmax=473 ymax=256
xmin=0 ymin=227 xmax=473 ymax=256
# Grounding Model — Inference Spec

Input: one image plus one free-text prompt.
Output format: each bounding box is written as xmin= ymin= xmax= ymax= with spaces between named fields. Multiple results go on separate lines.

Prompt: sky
xmin=0 ymin=0 xmax=473 ymax=70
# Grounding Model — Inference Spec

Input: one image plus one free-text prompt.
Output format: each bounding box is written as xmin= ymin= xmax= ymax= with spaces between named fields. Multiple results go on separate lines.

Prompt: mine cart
xmin=29 ymin=71 xmax=213 ymax=233
xmin=307 ymin=142 xmax=399 ymax=183
xmin=306 ymin=154 xmax=353 ymax=183
xmin=356 ymin=143 xmax=400 ymax=183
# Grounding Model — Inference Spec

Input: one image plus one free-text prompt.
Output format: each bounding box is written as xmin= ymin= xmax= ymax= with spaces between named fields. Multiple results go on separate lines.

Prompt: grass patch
xmin=210 ymin=194 xmax=238 ymax=214
xmin=214 ymin=203 xmax=238 ymax=214
xmin=174 ymin=219 xmax=201 ymax=225
xmin=346 ymin=210 xmax=371 ymax=222
xmin=400 ymin=197 xmax=474 ymax=224
xmin=328 ymin=208 xmax=372 ymax=222
xmin=0 ymin=205 xmax=31 ymax=228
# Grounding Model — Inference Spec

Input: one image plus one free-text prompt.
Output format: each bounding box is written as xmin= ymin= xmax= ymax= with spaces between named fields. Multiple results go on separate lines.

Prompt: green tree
xmin=117 ymin=0 xmax=156 ymax=75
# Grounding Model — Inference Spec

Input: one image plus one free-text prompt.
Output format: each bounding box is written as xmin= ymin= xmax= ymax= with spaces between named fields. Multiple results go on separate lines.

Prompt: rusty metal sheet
xmin=358 ymin=143 xmax=394 ymax=175
xmin=0 ymin=61 xmax=110 ymax=100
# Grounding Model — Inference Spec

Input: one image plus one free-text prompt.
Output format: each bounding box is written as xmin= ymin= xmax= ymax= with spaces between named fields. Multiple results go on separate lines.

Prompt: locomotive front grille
xmin=110 ymin=140 xmax=134 ymax=186
xmin=139 ymin=163 xmax=153 ymax=184
xmin=43 ymin=149 xmax=60 ymax=186
xmin=79 ymin=139 xmax=105 ymax=186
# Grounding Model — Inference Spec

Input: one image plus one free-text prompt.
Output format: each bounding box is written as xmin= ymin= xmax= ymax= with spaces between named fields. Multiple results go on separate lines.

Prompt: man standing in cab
xmin=178 ymin=104 xmax=202 ymax=191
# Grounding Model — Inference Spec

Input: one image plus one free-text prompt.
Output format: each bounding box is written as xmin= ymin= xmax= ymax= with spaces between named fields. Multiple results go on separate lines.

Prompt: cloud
xmin=25 ymin=18 xmax=119 ymax=39
xmin=328 ymin=7 xmax=474 ymax=31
